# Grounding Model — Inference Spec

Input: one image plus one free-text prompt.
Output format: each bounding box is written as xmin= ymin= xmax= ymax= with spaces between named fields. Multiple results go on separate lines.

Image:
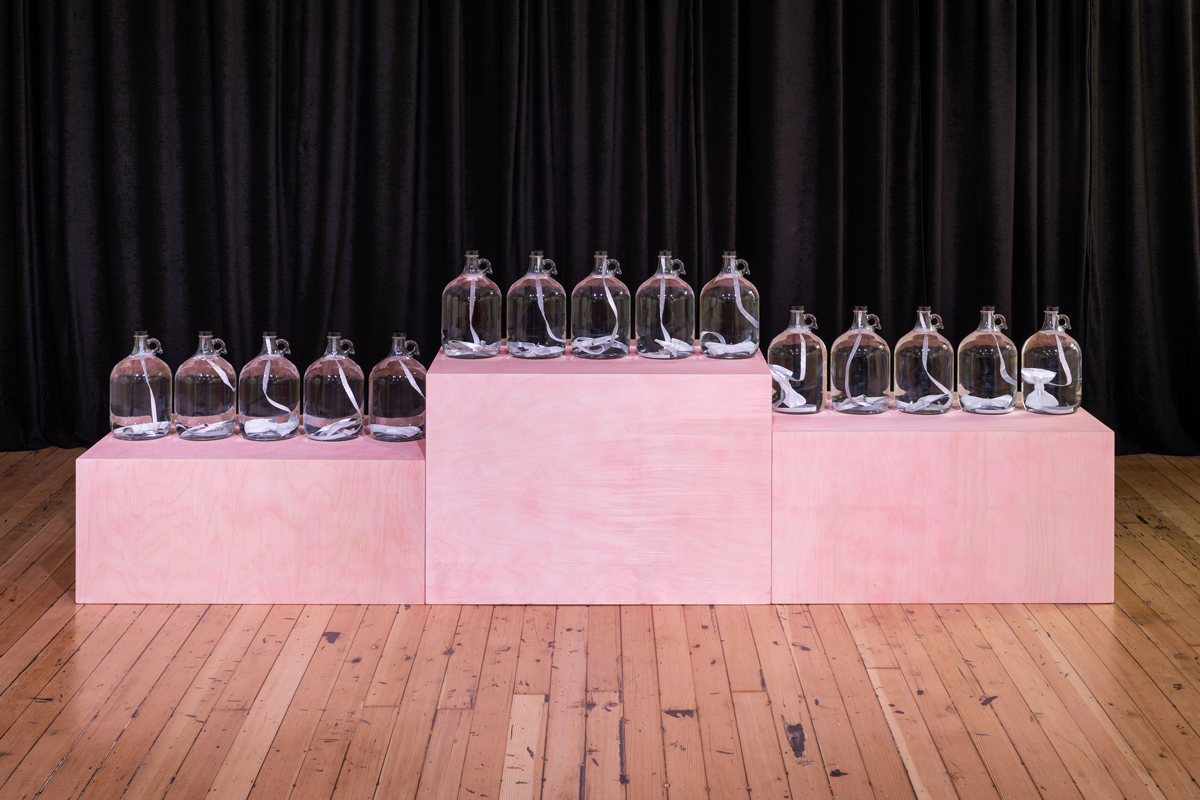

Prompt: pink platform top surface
xmin=773 ymin=405 xmax=1112 ymax=434
xmin=430 ymin=346 xmax=768 ymax=376
xmin=79 ymin=432 xmax=426 ymax=462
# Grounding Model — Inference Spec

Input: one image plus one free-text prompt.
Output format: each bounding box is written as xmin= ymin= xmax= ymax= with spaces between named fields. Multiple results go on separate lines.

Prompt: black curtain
xmin=1 ymin=0 xmax=1196 ymax=454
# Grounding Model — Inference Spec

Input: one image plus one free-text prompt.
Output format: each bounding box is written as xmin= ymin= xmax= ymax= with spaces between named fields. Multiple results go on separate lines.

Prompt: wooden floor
xmin=0 ymin=451 xmax=1198 ymax=798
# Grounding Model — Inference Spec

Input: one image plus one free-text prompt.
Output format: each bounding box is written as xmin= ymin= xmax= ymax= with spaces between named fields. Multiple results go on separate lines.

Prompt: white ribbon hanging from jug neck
xmin=444 ymin=278 xmax=493 ymax=355
xmin=836 ymin=333 xmax=889 ymax=412
xmin=114 ymin=355 xmax=163 ymax=436
xmin=309 ymin=358 xmax=362 ymax=440
xmin=701 ymin=271 xmax=760 ymax=357
xmin=643 ymin=274 xmax=692 ymax=358
xmin=897 ymin=334 xmax=953 ymax=412
xmin=243 ymin=357 xmax=300 ymax=437
xmin=572 ymin=275 xmax=629 ymax=355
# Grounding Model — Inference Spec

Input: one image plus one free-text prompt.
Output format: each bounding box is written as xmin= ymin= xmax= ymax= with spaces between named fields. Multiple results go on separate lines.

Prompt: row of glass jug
xmin=768 ymin=305 xmax=1082 ymax=415
xmin=442 ymin=249 xmax=760 ymax=359
xmin=109 ymin=331 xmax=427 ymax=442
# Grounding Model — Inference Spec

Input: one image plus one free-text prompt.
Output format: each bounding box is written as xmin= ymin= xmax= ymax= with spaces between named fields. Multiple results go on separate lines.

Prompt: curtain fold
xmin=1 ymin=0 xmax=1195 ymax=453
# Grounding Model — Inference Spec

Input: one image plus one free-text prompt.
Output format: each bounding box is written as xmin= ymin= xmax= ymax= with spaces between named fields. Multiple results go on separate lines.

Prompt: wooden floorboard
xmin=1 ymin=447 xmax=1199 ymax=798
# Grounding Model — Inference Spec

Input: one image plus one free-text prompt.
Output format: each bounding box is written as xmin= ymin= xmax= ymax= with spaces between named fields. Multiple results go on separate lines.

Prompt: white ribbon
xmin=467 ymin=278 xmax=481 ymax=347
xmin=244 ymin=357 xmax=299 ymax=437
xmin=182 ymin=420 xmax=235 ymax=437
xmin=834 ymin=332 xmax=888 ymax=411
xmin=897 ymin=334 xmax=952 ymax=412
xmin=400 ymin=358 xmax=425 ymax=397
xmin=261 ymin=359 xmax=293 ymax=414
xmin=444 ymin=339 xmax=498 ymax=356
xmin=993 ymin=334 xmax=1017 ymax=387
xmin=508 ymin=341 xmax=565 ymax=357
xmin=368 ymin=424 xmax=422 ymax=439
xmin=114 ymin=422 xmax=163 ymax=436
xmin=573 ymin=275 xmax=625 ymax=355
xmin=770 ymin=364 xmax=810 ymax=409
xmin=139 ymin=356 xmax=159 ymax=425
xmin=309 ymin=417 xmax=361 ymax=440
xmin=701 ymin=331 xmax=759 ymax=357
xmin=1021 ymin=367 xmax=1063 ymax=411
xmin=731 ymin=270 xmax=760 ymax=329
xmin=960 ymin=394 xmax=1015 ymax=411
xmin=534 ymin=276 xmax=567 ymax=344
xmin=203 ymin=356 xmax=234 ymax=390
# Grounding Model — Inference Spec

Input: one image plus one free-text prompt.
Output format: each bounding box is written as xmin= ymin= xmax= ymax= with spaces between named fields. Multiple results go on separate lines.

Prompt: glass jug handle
xmin=803 ymin=313 xmax=818 ymax=330
xmin=670 ymin=258 xmax=686 ymax=276
xmin=542 ymin=258 xmax=557 ymax=276
xmin=212 ymin=337 xmax=227 ymax=355
xmin=404 ymin=339 xmax=420 ymax=357
xmin=866 ymin=314 xmax=881 ymax=330
xmin=930 ymin=313 xmax=944 ymax=330
xmin=1057 ymin=313 xmax=1072 ymax=331
xmin=339 ymin=338 xmax=355 ymax=356
xmin=477 ymin=257 xmax=492 ymax=275
xmin=606 ymin=257 xmax=621 ymax=275
xmin=276 ymin=338 xmax=291 ymax=355
xmin=734 ymin=258 xmax=751 ymax=276
xmin=994 ymin=313 xmax=1008 ymax=330
xmin=146 ymin=337 xmax=163 ymax=354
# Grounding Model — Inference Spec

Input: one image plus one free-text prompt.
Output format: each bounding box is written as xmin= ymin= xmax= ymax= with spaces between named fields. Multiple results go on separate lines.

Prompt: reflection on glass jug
xmin=767 ymin=307 xmax=825 ymax=413
xmin=369 ymin=333 xmax=426 ymax=442
xmin=442 ymin=251 xmax=502 ymax=358
xmin=175 ymin=331 xmax=237 ymax=440
xmin=238 ymin=332 xmax=300 ymax=440
xmin=110 ymin=331 xmax=172 ymax=440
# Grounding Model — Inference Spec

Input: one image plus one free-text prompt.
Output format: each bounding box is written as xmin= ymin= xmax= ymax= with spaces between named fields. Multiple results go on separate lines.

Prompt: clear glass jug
xmin=571 ymin=251 xmax=630 ymax=358
xmin=958 ymin=306 xmax=1018 ymax=414
xmin=894 ymin=307 xmax=954 ymax=414
xmin=174 ymin=331 xmax=237 ymax=439
xmin=110 ymin=331 xmax=172 ymax=440
xmin=442 ymin=251 xmax=502 ymax=358
xmin=767 ymin=307 xmax=826 ymax=413
xmin=507 ymin=251 xmax=567 ymax=358
xmin=238 ymin=332 xmax=300 ymax=440
xmin=1021 ymin=307 xmax=1082 ymax=414
xmin=369 ymin=333 xmax=427 ymax=442
xmin=304 ymin=332 xmax=364 ymax=440
xmin=700 ymin=251 xmax=761 ymax=358
xmin=634 ymin=251 xmax=694 ymax=358
xmin=829 ymin=307 xmax=890 ymax=414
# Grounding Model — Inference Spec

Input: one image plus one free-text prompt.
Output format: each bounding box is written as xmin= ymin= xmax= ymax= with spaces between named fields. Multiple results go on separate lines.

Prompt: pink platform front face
xmin=771 ymin=408 xmax=1115 ymax=603
xmin=76 ymin=434 xmax=425 ymax=604
xmin=425 ymin=350 xmax=773 ymax=604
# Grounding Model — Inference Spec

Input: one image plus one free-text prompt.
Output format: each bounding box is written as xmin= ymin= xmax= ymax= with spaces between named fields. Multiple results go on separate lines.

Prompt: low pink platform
xmin=771 ymin=406 xmax=1114 ymax=604
xmin=424 ymin=349 xmax=774 ymax=604
xmin=76 ymin=433 xmax=425 ymax=604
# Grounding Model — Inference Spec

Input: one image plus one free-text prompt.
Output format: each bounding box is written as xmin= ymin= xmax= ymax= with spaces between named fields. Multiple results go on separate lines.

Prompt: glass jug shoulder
xmin=507 ymin=251 xmax=567 ymax=359
xmin=369 ymin=333 xmax=427 ymax=442
xmin=175 ymin=331 xmax=237 ymax=440
xmin=768 ymin=307 xmax=826 ymax=413
xmin=893 ymin=307 xmax=954 ymax=415
xmin=699 ymin=251 xmax=761 ymax=358
xmin=829 ymin=307 xmax=890 ymax=414
xmin=1021 ymin=307 xmax=1082 ymax=414
xmin=442 ymin=251 xmax=502 ymax=358
xmin=110 ymin=331 xmax=173 ymax=440
xmin=571 ymin=251 xmax=631 ymax=358
xmin=634 ymin=251 xmax=695 ymax=359
xmin=304 ymin=332 xmax=365 ymax=440
xmin=958 ymin=306 xmax=1018 ymax=414
xmin=239 ymin=332 xmax=301 ymax=440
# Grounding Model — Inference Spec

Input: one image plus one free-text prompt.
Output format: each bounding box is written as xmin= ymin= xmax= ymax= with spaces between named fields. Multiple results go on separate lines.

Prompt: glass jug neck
xmin=978 ymin=308 xmax=999 ymax=331
xmin=1041 ymin=307 xmax=1062 ymax=331
xmin=721 ymin=252 xmax=738 ymax=273
xmin=851 ymin=308 xmax=869 ymax=329
xmin=194 ymin=332 xmax=220 ymax=356
xmin=390 ymin=334 xmax=409 ymax=356
xmin=788 ymin=307 xmax=809 ymax=331
xmin=527 ymin=251 xmax=553 ymax=275
xmin=914 ymin=308 xmax=935 ymax=330
xmin=592 ymin=252 xmax=617 ymax=276
xmin=259 ymin=333 xmax=283 ymax=356
xmin=323 ymin=333 xmax=342 ymax=357
xmin=655 ymin=251 xmax=674 ymax=276
xmin=462 ymin=251 xmax=487 ymax=275
xmin=130 ymin=332 xmax=153 ymax=355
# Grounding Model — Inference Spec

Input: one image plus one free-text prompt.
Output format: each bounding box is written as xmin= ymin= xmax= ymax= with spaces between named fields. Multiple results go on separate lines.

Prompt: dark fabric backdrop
xmin=2 ymin=0 xmax=1197 ymax=454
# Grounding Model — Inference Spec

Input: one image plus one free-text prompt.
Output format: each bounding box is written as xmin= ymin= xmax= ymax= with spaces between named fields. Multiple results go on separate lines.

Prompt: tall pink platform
xmin=76 ymin=434 xmax=425 ymax=604
xmin=771 ymin=406 xmax=1114 ymax=604
xmin=424 ymin=349 xmax=773 ymax=604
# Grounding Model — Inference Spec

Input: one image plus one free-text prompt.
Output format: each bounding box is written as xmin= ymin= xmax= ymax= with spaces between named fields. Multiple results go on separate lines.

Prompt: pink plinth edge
xmin=771 ymin=407 xmax=1115 ymax=604
xmin=76 ymin=433 xmax=425 ymax=604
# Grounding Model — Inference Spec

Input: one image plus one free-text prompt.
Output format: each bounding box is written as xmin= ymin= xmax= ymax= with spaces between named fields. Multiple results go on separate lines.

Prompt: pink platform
xmin=424 ymin=349 xmax=774 ymax=604
xmin=76 ymin=433 xmax=425 ymax=604
xmin=771 ymin=406 xmax=1114 ymax=603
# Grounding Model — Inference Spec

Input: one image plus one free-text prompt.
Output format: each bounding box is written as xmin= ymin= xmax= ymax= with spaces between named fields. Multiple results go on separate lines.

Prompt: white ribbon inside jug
xmin=445 ymin=277 xmax=493 ymax=354
xmin=368 ymin=424 xmax=423 ymax=439
xmin=310 ymin=358 xmax=361 ymax=439
xmin=1021 ymin=367 xmax=1062 ymax=411
xmin=572 ymin=273 xmax=628 ymax=355
xmin=244 ymin=358 xmax=299 ymax=436
xmin=770 ymin=363 xmax=810 ymax=409
xmin=400 ymin=359 xmax=425 ymax=398
xmin=701 ymin=331 xmax=759 ymax=357
xmin=960 ymin=333 xmax=1017 ymax=410
xmin=837 ymin=333 xmax=888 ymax=411
xmin=645 ymin=274 xmax=692 ymax=357
xmin=898 ymin=334 xmax=953 ymax=412
xmin=141 ymin=356 xmax=159 ymax=425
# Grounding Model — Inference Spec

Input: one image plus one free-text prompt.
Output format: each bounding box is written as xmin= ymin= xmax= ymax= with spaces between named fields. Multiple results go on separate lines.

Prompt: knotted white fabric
xmin=701 ymin=331 xmax=759 ymax=357
xmin=770 ymin=364 xmax=811 ymax=410
xmin=1021 ymin=367 xmax=1065 ymax=412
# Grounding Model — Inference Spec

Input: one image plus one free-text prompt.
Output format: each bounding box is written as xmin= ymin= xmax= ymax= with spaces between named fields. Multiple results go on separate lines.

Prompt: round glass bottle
xmin=571 ymin=251 xmax=630 ymax=358
xmin=238 ymin=332 xmax=300 ymax=440
xmin=304 ymin=332 xmax=364 ymax=440
xmin=174 ymin=331 xmax=237 ymax=440
xmin=442 ymin=251 xmax=502 ymax=358
xmin=958 ymin=306 xmax=1018 ymax=414
xmin=893 ymin=307 xmax=954 ymax=414
xmin=829 ymin=307 xmax=890 ymax=414
xmin=767 ymin=307 xmax=826 ymax=414
xmin=1021 ymin=307 xmax=1082 ymax=414
xmin=700 ymin=251 xmax=761 ymax=358
xmin=507 ymin=251 xmax=567 ymax=358
xmin=369 ymin=333 xmax=427 ymax=442
xmin=110 ymin=331 xmax=172 ymax=440
xmin=634 ymin=251 xmax=694 ymax=358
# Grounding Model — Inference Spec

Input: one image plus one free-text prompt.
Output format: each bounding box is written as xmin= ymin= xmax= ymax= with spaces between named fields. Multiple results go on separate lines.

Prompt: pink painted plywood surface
xmin=76 ymin=434 xmax=425 ymax=604
xmin=771 ymin=409 xmax=1114 ymax=603
xmin=424 ymin=350 xmax=773 ymax=604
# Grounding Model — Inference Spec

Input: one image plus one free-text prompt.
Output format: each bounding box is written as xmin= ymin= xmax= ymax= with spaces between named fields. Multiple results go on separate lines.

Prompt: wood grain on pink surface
xmin=424 ymin=350 xmax=773 ymax=604
xmin=772 ymin=408 xmax=1114 ymax=603
xmin=76 ymin=434 xmax=425 ymax=604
